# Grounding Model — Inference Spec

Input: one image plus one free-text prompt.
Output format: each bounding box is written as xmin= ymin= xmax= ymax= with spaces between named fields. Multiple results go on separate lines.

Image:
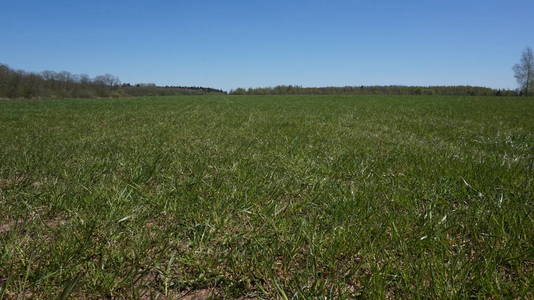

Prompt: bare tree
xmin=41 ymin=70 xmax=57 ymax=81
xmin=513 ymin=47 xmax=534 ymax=96
xmin=79 ymin=74 xmax=91 ymax=84
xmin=94 ymin=74 xmax=120 ymax=88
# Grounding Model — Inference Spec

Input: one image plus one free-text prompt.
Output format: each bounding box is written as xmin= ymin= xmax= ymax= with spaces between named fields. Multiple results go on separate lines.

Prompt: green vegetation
xmin=1 ymin=95 xmax=533 ymax=298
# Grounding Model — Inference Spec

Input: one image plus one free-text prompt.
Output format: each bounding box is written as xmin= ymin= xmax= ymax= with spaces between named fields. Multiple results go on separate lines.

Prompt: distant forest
xmin=0 ymin=64 xmax=225 ymax=99
xmin=0 ymin=63 xmax=521 ymax=99
xmin=230 ymin=85 xmax=519 ymax=96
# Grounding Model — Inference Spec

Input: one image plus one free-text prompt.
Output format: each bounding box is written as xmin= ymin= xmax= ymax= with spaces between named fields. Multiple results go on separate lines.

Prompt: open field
xmin=1 ymin=95 xmax=533 ymax=298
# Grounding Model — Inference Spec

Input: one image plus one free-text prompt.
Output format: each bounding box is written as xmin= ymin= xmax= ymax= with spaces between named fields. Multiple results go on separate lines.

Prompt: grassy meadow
xmin=0 ymin=95 xmax=533 ymax=298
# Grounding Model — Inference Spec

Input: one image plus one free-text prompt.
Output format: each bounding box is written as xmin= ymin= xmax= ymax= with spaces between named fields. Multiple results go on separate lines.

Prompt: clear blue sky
xmin=1 ymin=0 xmax=533 ymax=90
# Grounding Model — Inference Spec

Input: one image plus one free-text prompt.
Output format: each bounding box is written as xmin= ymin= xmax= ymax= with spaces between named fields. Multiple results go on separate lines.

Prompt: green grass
xmin=0 ymin=95 xmax=533 ymax=298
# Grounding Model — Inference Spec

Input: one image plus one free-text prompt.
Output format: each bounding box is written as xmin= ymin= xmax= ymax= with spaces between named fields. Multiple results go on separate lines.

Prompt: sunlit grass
xmin=1 ymin=95 xmax=533 ymax=298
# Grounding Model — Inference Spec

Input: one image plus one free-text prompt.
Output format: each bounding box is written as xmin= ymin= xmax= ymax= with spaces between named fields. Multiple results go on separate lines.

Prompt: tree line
xmin=3 ymin=46 xmax=533 ymax=99
xmin=230 ymin=85 xmax=518 ymax=96
xmin=233 ymin=47 xmax=532 ymax=97
xmin=0 ymin=63 xmax=225 ymax=99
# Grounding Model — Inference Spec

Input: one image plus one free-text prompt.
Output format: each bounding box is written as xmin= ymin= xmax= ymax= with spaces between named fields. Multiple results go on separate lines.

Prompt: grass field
xmin=1 ymin=95 xmax=533 ymax=299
